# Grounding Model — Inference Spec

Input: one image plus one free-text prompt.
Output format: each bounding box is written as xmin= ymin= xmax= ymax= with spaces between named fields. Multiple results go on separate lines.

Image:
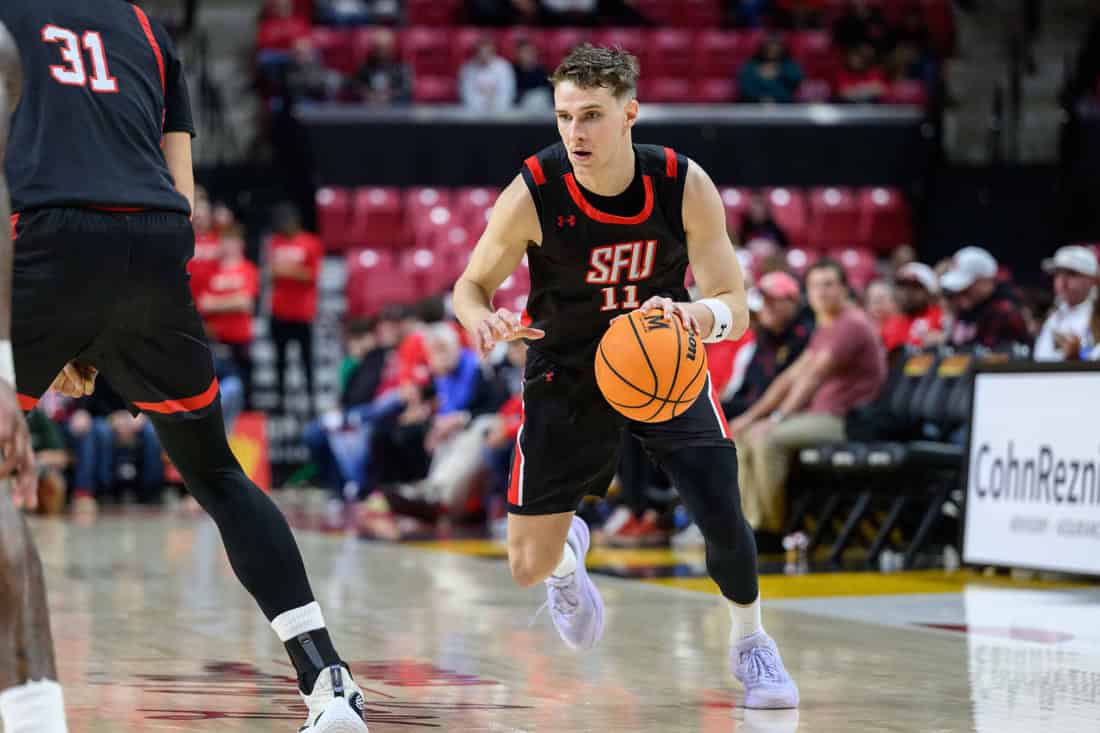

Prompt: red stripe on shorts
xmin=133 ymin=378 xmax=219 ymax=415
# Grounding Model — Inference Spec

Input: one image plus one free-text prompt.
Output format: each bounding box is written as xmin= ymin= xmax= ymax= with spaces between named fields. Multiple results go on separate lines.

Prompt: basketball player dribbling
xmin=0 ymin=3 xmax=368 ymax=731
xmin=453 ymin=45 xmax=799 ymax=708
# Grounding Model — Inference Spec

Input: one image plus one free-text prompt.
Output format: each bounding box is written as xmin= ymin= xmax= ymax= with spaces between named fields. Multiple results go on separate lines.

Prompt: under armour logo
xmin=557 ymin=215 xmax=576 ymax=228
xmin=545 ymin=371 xmax=555 ymax=383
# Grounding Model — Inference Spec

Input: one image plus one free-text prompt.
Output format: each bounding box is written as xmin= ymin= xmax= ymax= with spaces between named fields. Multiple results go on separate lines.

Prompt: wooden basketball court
xmin=20 ymin=503 xmax=1100 ymax=732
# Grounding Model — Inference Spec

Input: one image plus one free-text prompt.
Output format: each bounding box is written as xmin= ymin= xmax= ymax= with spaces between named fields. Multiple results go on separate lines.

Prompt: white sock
xmin=551 ymin=543 xmax=577 ymax=578
xmin=0 ymin=679 xmax=68 ymax=733
xmin=271 ymin=601 xmax=327 ymax=642
xmin=729 ymin=596 xmax=763 ymax=642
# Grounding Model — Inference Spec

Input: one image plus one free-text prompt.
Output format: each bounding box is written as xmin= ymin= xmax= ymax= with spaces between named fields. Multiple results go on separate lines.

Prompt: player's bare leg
xmin=0 ymin=485 xmax=67 ymax=733
xmin=508 ymin=511 xmax=605 ymax=650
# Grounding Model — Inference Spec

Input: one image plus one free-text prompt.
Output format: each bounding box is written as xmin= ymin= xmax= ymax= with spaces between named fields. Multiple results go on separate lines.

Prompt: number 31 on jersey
xmin=43 ymin=25 xmax=118 ymax=93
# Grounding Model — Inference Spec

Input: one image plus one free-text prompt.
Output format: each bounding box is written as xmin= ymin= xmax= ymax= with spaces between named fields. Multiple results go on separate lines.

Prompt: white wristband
xmin=0 ymin=340 xmax=14 ymax=388
xmin=698 ymin=298 xmax=733 ymax=343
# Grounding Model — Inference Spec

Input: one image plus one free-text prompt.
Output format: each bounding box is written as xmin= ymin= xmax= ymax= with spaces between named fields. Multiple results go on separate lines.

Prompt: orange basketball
xmin=595 ymin=308 xmax=709 ymax=423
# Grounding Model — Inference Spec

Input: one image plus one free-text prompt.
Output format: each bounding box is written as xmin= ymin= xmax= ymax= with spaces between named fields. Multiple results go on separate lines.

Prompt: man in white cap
xmin=941 ymin=246 xmax=1030 ymax=349
xmin=882 ymin=262 xmax=944 ymax=352
xmin=1033 ymin=245 xmax=1099 ymax=361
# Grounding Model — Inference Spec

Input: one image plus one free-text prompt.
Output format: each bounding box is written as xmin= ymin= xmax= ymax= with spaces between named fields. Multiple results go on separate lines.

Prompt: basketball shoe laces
xmin=739 ymin=645 xmax=784 ymax=685
xmin=532 ymin=573 xmax=580 ymax=626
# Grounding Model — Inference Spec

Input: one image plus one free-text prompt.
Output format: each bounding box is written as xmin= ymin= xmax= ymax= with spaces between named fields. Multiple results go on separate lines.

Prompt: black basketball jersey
xmin=520 ymin=142 xmax=691 ymax=371
xmin=1 ymin=0 xmax=193 ymax=215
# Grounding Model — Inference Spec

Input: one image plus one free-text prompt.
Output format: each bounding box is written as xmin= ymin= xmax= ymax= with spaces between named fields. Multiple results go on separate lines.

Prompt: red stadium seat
xmin=719 ymin=187 xmax=752 ymax=234
xmin=493 ymin=260 xmax=531 ymax=313
xmin=309 ymin=28 xmax=355 ymax=74
xmin=408 ymin=203 xmax=456 ymax=250
xmin=694 ymin=30 xmax=763 ymax=80
xmin=683 ymin=0 xmax=722 ymax=28
xmin=454 ymin=186 xmax=499 ymax=235
xmin=350 ymin=187 xmax=404 ymax=249
xmin=434 ymin=225 xmax=475 ymax=282
xmin=858 ymin=187 xmax=912 ymax=252
xmin=639 ymin=77 xmax=693 ymax=103
xmin=345 ymin=248 xmax=413 ymax=317
xmin=787 ymin=30 xmax=838 ymax=80
xmin=498 ymin=27 xmax=545 ymax=62
xmin=316 ymin=187 xmax=353 ymax=253
xmin=545 ymin=28 xmax=593 ymax=68
xmin=832 ymin=246 xmax=878 ymax=292
xmin=785 ymin=247 xmax=819 ymax=279
xmin=808 ymin=187 xmax=860 ymax=251
xmin=764 ymin=187 xmax=808 ymax=248
xmin=885 ymin=80 xmax=928 ymax=106
xmin=632 ymin=0 xmax=677 ymax=26
xmin=401 ymin=247 xmax=453 ymax=295
xmin=594 ymin=28 xmax=646 ymax=56
xmin=405 ymin=187 xmax=452 ymax=228
xmin=795 ymin=78 xmax=832 ymax=103
xmin=694 ymin=78 xmax=737 ymax=103
xmin=413 ymin=75 xmax=458 ymax=103
xmin=406 ymin=0 xmax=462 ymax=26
xmin=401 ymin=28 xmax=452 ymax=77
xmin=646 ymin=30 xmax=695 ymax=79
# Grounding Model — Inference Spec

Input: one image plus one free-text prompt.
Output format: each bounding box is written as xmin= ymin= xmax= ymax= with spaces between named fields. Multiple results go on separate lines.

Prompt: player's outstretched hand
xmin=474 ymin=308 xmax=545 ymax=358
xmin=50 ymin=361 xmax=97 ymax=398
xmin=616 ymin=295 xmax=701 ymax=335
xmin=0 ymin=382 xmax=37 ymax=509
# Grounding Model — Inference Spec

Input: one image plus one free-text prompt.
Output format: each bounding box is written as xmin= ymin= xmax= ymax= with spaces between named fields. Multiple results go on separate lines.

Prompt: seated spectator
xmin=187 ymin=192 xmax=221 ymax=307
xmin=27 ymin=410 xmax=69 ymax=515
xmin=886 ymin=6 xmax=935 ymax=83
xmin=832 ymin=0 xmax=891 ymax=54
xmin=514 ymin=39 xmax=553 ymax=110
xmin=314 ymin=0 xmax=373 ymax=25
xmin=257 ymin=0 xmax=310 ymax=54
xmin=199 ymin=227 xmax=259 ymax=408
xmin=724 ymin=271 xmax=814 ymax=419
xmin=740 ymin=192 xmax=789 ymax=248
xmin=268 ymin=203 xmax=323 ymax=415
xmin=881 ymin=262 xmax=945 ymax=353
xmin=459 ymin=37 xmax=517 ymax=114
xmin=738 ymin=36 xmax=804 ymax=104
xmin=1033 ymin=245 xmax=1099 ymax=361
xmin=283 ymin=38 xmax=343 ymax=104
xmin=465 ymin=0 xmax=540 ymax=27
xmin=350 ymin=28 xmax=412 ymax=105
xmin=941 ymin=246 xmax=1031 ymax=350
xmin=729 ymin=260 xmax=886 ymax=537
xmin=864 ymin=279 xmax=900 ymax=332
xmin=834 ymin=44 xmax=887 ymax=103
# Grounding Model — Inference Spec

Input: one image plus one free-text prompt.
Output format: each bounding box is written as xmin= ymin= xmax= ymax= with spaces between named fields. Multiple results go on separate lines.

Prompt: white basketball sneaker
xmin=298 ymin=665 xmax=369 ymax=732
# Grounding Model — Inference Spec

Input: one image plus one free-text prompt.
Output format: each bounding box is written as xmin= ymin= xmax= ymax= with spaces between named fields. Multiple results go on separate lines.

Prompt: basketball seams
xmin=597 ymin=344 xmax=661 ymax=407
xmin=671 ymin=351 xmax=709 ymax=417
xmin=626 ymin=313 xmax=660 ymax=396
xmin=647 ymin=313 xmax=684 ymax=422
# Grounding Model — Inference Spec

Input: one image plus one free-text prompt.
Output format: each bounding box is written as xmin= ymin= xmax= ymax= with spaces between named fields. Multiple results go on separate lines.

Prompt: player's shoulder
xmin=522 ymin=142 xmax=568 ymax=185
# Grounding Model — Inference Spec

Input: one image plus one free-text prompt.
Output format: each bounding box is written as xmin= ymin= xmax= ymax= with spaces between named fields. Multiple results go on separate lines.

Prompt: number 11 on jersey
xmin=600 ymin=285 xmax=641 ymax=312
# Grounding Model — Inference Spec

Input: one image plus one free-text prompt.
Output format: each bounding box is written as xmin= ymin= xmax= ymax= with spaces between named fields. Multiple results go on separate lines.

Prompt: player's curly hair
xmin=550 ymin=44 xmax=640 ymax=99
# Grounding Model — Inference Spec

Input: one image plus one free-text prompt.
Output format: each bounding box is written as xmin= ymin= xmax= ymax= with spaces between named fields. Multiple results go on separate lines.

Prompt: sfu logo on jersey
xmin=586 ymin=240 xmax=658 ymax=312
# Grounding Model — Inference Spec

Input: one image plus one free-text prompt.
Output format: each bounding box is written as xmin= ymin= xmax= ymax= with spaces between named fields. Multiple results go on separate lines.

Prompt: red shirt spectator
xmin=257 ymin=0 xmax=311 ymax=52
xmin=882 ymin=305 xmax=944 ymax=351
xmin=200 ymin=232 xmax=259 ymax=346
xmin=706 ymin=329 xmax=756 ymax=399
xmin=881 ymin=262 xmax=944 ymax=351
xmin=270 ymin=230 xmax=323 ymax=322
xmin=835 ymin=45 xmax=887 ymax=103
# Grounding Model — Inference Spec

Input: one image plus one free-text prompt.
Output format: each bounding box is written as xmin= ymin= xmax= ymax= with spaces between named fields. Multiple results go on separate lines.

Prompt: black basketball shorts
xmin=506 ymin=350 xmax=733 ymax=516
xmin=11 ymin=208 xmax=219 ymax=420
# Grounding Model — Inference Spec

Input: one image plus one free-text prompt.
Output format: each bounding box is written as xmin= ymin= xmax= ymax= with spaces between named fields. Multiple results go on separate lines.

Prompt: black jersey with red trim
xmin=519 ymin=142 xmax=690 ymax=372
xmin=0 ymin=0 xmax=193 ymax=215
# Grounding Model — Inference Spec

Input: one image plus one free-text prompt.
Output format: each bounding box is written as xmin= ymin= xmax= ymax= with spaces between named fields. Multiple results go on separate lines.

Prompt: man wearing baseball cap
xmin=881 ymin=262 xmax=944 ymax=352
xmin=940 ymin=246 xmax=1029 ymax=349
xmin=724 ymin=271 xmax=814 ymax=419
xmin=1033 ymin=245 xmax=1099 ymax=361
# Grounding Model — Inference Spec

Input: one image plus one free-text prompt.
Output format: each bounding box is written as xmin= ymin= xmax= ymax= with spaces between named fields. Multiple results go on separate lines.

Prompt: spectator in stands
xmin=27 ymin=410 xmax=69 ymax=516
xmin=199 ymin=226 xmax=259 ymax=408
xmin=941 ymin=246 xmax=1031 ymax=350
xmin=740 ymin=192 xmax=789 ymax=248
xmin=864 ymin=279 xmax=899 ymax=332
xmin=729 ymin=260 xmax=886 ymax=538
xmin=832 ymin=0 xmax=891 ymax=54
xmin=268 ymin=203 xmax=323 ymax=414
xmin=738 ymin=35 xmax=804 ymax=104
xmin=724 ymin=271 xmax=814 ymax=419
xmin=283 ymin=37 xmax=342 ymax=104
xmin=351 ymin=28 xmax=413 ymax=105
xmin=313 ymin=0 xmax=374 ymax=25
xmin=834 ymin=44 xmax=887 ymax=103
xmin=459 ymin=37 xmax=518 ymax=114
xmin=886 ymin=6 xmax=935 ymax=83
xmin=188 ymin=192 xmax=221 ymax=306
xmin=465 ymin=0 xmax=540 ymax=27
xmin=880 ymin=262 xmax=945 ymax=353
xmin=1033 ymin=245 xmax=1099 ymax=361
xmin=513 ymin=39 xmax=553 ymax=110
xmin=256 ymin=0 xmax=310 ymax=55
xmin=340 ymin=312 xmax=400 ymax=411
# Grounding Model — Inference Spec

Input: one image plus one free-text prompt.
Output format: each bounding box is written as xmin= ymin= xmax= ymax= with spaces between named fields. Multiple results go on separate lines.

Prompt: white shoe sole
xmin=307 ymin=698 xmax=369 ymax=732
